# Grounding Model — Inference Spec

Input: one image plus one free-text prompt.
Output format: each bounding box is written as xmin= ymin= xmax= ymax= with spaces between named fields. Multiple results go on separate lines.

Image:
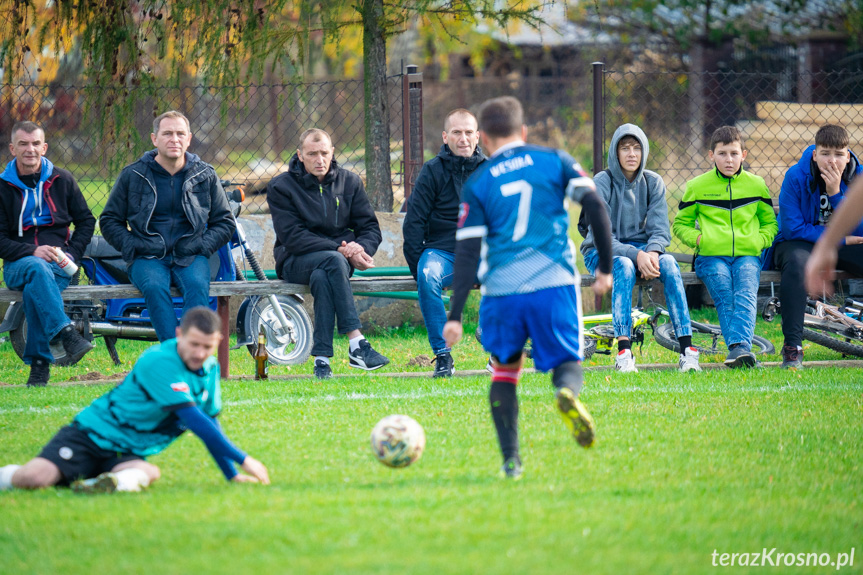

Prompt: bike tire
xmin=654 ymin=322 xmax=775 ymax=355
xmin=10 ymin=316 xmax=79 ymax=367
xmin=582 ymin=337 xmax=597 ymax=360
xmin=803 ymin=327 xmax=863 ymax=357
xmin=245 ymin=295 xmax=313 ymax=365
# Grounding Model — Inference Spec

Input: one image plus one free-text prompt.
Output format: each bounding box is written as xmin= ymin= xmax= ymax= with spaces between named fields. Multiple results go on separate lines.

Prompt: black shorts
xmin=37 ymin=424 xmax=143 ymax=486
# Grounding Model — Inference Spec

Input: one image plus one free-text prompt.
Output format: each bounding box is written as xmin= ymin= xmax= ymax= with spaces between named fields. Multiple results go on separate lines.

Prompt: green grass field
xmin=0 ymin=311 xmax=861 ymax=574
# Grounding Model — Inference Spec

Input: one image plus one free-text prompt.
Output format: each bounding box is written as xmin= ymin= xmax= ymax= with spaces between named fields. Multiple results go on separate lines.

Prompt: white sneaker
xmin=678 ymin=346 xmax=702 ymax=372
xmin=614 ymin=349 xmax=638 ymax=373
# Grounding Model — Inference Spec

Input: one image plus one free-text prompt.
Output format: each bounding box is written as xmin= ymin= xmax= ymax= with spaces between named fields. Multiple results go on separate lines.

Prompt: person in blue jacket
xmin=772 ymin=124 xmax=863 ymax=368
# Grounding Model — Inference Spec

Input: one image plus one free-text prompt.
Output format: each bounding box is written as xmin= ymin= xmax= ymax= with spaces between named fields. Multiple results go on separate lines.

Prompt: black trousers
xmin=280 ymin=250 xmax=362 ymax=357
xmin=773 ymin=240 xmax=863 ymax=347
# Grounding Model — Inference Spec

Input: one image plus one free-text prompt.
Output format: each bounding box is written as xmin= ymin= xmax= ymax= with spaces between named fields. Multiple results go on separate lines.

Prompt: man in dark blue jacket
xmin=0 ymin=121 xmax=96 ymax=386
xmin=402 ymin=109 xmax=484 ymax=377
xmin=773 ymin=124 xmax=863 ymax=368
xmin=100 ymin=111 xmax=235 ymax=342
xmin=267 ymin=129 xmax=388 ymax=380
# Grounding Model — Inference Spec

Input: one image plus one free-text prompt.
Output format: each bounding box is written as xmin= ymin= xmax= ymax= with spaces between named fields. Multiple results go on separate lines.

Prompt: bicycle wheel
xmin=654 ymin=322 xmax=775 ymax=355
xmin=803 ymin=327 xmax=863 ymax=357
xmin=582 ymin=337 xmax=597 ymax=360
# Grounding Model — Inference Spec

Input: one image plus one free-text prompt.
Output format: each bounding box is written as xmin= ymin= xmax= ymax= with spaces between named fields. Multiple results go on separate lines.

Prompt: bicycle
xmin=582 ymin=303 xmax=775 ymax=360
xmin=761 ymin=295 xmax=863 ymax=357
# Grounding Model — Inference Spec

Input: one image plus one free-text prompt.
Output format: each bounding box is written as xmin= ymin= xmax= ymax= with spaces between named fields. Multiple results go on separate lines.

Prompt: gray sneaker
xmin=724 ymin=346 xmax=756 ymax=369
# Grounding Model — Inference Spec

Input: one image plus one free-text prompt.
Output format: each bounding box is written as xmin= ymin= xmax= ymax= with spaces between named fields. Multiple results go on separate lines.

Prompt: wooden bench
xmin=0 ymin=270 xmax=854 ymax=377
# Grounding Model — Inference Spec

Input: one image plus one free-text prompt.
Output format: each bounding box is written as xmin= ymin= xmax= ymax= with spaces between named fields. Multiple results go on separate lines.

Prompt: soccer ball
xmin=370 ymin=414 xmax=426 ymax=468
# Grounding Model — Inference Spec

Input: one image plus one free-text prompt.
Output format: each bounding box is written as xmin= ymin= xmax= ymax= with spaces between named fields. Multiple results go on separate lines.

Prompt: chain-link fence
xmin=599 ymin=68 xmax=863 ymax=254
xmin=0 ymin=75 xmax=406 ymax=217
xmin=421 ymin=76 xmax=595 ymax=165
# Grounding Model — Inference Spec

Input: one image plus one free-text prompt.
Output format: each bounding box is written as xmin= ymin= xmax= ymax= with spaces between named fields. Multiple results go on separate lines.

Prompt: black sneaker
xmin=314 ymin=359 xmax=333 ymax=380
xmin=432 ymin=352 xmax=454 ymax=378
xmin=724 ymin=346 xmax=756 ymax=369
xmin=58 ymin=325 xmax=93 ymax=364
xmin=26 ymin=359 xmax=50 ymax=387
xmin=499 ymin=456 xmax=523 ymax=480
xmin=348 ymin=340 xmax=389 ymax=371
xmin=781 ymin=345 xmax=803 ymax=370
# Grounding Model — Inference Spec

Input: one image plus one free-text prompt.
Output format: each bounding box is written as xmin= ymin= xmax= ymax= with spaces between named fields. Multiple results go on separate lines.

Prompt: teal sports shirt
xmin=74 ymin=339 xmax=222 ymax=457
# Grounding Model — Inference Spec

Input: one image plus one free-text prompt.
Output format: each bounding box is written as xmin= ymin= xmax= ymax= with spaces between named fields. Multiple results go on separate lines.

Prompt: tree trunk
xmin=362 ymin=0 xmax=393 ymax=211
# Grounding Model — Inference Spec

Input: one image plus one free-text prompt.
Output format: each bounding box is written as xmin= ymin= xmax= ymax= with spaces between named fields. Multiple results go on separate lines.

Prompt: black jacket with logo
xmin=402 ymin=145 xmax=485 ymax=278
xmin=267 ymin=155 xmax=382 ymax=277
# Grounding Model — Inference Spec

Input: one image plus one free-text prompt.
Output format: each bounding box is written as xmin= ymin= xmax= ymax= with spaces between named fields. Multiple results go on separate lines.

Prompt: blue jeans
xmin=417 ymin=249 xmax=455 ymax=355
xmin=694 ymin=255 xmax=761 ymax=351
xmin=584 ymin=245 xmax=692 ymax=340
xmin=128 ymin=255 xmax=211 ymax=342
xmin=4 ymin=256 xmax=73 ymax=364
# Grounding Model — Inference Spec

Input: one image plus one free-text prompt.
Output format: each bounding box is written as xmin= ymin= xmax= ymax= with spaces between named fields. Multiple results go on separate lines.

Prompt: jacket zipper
xmin=319 ymin=184 xmax=327 ymax=218
xmin=727 ymin=179 xmax=735 ymax=256
xmin=335 ymin=197 xmax=340 ymax=224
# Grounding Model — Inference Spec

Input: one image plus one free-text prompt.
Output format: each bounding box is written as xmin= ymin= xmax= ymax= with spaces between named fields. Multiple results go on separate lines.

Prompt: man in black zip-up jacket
xmin=0 ymin=121 xmax=96 ymax=386
xmin=100 ymin=111 xmax=235 ymax=342
xmin=402 ymin=109 xmax=485 ymax=377
xmin=267 ymin=128 xmax=388 ymax=379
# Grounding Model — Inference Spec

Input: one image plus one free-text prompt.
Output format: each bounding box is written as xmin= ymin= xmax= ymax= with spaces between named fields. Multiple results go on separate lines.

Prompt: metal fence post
xmin=592 ymin=62 xmax=605 ymax=174
xmin=402 ymin=65 xmax=424 ymax=205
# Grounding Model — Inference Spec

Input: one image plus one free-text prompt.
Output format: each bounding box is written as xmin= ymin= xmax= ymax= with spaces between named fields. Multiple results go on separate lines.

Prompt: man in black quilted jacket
xmin=100 ymin=111 xmax=235 ymax=344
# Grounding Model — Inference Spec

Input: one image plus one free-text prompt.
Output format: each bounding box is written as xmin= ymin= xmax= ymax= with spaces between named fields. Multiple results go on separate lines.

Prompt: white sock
xmin=349 ymin=336 xmax=365 ymax=352
xmin=315 ymin=356 xmax=330 ymax=365
xmin=0 ymin=464 xmax=21 ymax=490
xmin=114 ymin=468 xmax=151 ymax=492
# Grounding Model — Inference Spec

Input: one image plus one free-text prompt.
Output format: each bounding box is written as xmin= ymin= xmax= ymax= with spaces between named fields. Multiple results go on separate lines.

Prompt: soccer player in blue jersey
xmin=442 ymin=96 xmax=614 ymax=479
xmin=0 ymin=307 xmax=270 ymax=493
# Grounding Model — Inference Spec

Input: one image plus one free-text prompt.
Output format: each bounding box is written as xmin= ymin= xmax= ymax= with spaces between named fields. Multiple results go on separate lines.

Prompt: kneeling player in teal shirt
xmin=0 ymin=307 xmax=270 ymax=493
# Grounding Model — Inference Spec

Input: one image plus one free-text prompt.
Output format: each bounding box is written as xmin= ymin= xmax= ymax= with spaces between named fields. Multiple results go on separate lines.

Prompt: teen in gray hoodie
xmin=581 ymin=123 xmax=700 ymax=373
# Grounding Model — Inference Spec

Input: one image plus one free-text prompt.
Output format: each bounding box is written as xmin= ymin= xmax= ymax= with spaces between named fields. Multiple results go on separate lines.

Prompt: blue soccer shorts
xmin=478 ymin=284 xmax=584 ymax=372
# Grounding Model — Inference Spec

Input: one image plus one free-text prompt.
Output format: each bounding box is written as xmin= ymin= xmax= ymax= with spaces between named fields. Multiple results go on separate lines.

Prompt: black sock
xmin=618 ymin=339 xmax=632 ymax=352
xmin=678 ymin=336 xmax=692 ymax=351
xmin=489 ymin=381 xmax=519 ymax=462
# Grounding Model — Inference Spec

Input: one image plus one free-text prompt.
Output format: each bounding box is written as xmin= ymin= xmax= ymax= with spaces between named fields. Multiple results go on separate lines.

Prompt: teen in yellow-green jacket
xmin=673 ymin=126 xmax=777 ymax=368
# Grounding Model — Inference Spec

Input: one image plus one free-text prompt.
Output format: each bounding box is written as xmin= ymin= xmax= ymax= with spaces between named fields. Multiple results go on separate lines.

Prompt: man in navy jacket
xmin=100 ymin=111 xmax=235 ymax=343
xmin=772 ymin=124 xmax=863 ymax=368
xmin=0 ymin=121 xmax=96 ymax=386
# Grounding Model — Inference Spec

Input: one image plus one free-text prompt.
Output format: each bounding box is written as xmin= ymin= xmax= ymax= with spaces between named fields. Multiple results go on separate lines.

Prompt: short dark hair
xmin=153 ymin=110 xmax=190 ymax=134
xmin=180 ymin=307 xmax=221 ymax=335
xmin=815 ymin=124 xmax=849 ymax=149
xmin=617 ymin=135 xmax=641 ymax=149
xmin=477 ymin=96 xmax=523 ymax=139
xmin=709 ymin=126 xmax=744 ymax=151
xmin=298 ymin=128 xmax=332 ymax=151
xmin=10 ymin=121 xmax=43 ymax=142
xmin=444 ymin=109 xmax=477 ymax=131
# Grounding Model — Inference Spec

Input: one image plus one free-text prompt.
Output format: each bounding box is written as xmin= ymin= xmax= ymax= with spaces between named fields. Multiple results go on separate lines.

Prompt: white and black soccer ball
xmin=370 ymin=414 xmax=426 ymax=468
